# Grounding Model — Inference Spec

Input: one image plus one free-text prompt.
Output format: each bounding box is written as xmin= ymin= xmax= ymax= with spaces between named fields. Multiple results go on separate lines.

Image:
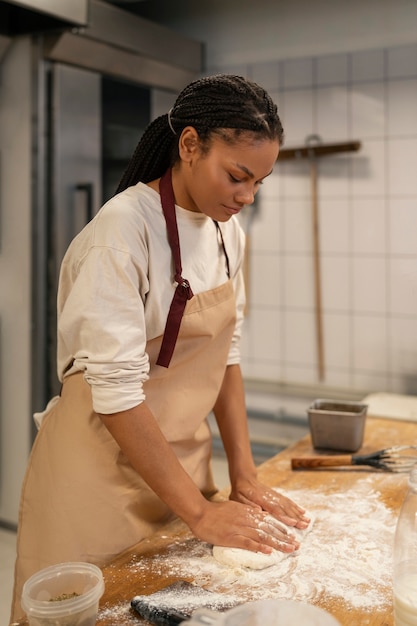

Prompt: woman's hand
xmin=188 ymin=499 xmax=300 ymax=555
xmin=211 ymin=364 xmax=309 ymax=549
xmin=230 ymin=476 xmax=310 ymax=530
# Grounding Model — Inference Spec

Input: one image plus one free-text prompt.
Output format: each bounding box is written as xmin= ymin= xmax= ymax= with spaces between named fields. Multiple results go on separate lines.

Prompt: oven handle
xmin=74 ymin=182 xmax=94 ymax=223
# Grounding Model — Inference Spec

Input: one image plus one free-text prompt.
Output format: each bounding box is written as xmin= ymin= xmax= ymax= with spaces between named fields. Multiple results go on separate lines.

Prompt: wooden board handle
xmin=291 ymin=456 xmax=353 ymax=469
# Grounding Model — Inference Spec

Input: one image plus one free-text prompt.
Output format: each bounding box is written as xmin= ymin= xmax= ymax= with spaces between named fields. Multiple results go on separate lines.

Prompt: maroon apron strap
xmin=156 ymin=168 xmax=194 ymax=367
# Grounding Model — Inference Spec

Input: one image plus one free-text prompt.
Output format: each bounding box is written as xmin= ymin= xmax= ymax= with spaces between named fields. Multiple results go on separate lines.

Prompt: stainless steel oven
xmin=0 ymin=0 xmax=203 ymax=526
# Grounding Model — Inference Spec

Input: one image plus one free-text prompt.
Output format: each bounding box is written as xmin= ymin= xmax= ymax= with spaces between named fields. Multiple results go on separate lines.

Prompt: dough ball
xmin=212 ymin=545 xmax=285 ymax=570
xmin=212 ymin=512 xmax=315 ymax=571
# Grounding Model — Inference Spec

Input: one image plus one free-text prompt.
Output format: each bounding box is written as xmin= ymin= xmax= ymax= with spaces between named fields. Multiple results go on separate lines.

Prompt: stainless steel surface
xmin=49 ymin=63 xmax=102 ymax=288
xmin=45 ymin=63 xmax=102 ymax=397
xmin=2 ymin=0 xmax=202 ymax=91
xmin=14 ymin=0 xmax=88 ymax=25
xmin=2 ymin=0 xmax=87 ymax=23
xmin=30 ymin=39 xmax=48 ymax=435
xmin=0 ymin=0 xmax=202 ymax=527
xmin=0 ymin=34 xmax=11 ymax=61
xmin=84 ymin=0 xmax=201 ymax=72
xmin=309 ymin=399 xmax=368 ymax=413
xmin=31 ymin=0 xmax=196 ymax=410
xmin=0 ymin=0 xmax=88 ymax=33
xmin=42 ymin=0 xmax=202 ymax=92
xmin=307 ymin=399 xmax=368 ymax=452
xmin=43 ymin=31 xmax=197 ymax=92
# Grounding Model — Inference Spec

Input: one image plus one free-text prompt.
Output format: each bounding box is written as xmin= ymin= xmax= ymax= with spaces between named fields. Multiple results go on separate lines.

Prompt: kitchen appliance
xmin=0 ymin=0 xmax=203 ymax=527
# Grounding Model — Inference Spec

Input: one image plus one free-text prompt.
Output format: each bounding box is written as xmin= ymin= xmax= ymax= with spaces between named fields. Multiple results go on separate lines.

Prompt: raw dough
xmin=213 ymin=545 xmax=285 ymax=570
xmin=212 ymin=513 xmax=315 ymax=570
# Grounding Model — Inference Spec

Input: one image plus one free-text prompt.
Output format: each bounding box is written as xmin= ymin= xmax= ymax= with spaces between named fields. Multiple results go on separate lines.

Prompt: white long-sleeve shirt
xmin=56 ymin=182 xmax=246 ymax=415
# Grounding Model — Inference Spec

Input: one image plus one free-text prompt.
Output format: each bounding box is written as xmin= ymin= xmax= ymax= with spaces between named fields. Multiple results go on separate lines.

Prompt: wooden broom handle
xmin=310 ymin=160 xmax=325 ymax=381
xmin=291 ymin=456 xmax=353 ymax=469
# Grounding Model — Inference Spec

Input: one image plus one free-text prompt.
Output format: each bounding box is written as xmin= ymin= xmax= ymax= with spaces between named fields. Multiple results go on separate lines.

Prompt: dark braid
xmin=116 ymin=74 xmax=284 ymax=193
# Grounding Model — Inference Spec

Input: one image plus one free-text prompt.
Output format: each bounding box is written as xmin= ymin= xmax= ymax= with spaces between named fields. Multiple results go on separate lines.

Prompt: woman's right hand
xmin=188 ymin=499 xmax=299 ymax=555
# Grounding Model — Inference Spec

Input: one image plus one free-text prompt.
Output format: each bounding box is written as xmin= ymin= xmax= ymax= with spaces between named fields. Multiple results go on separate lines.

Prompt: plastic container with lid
xmin=21 ymin=561 xmax=104 ymax=626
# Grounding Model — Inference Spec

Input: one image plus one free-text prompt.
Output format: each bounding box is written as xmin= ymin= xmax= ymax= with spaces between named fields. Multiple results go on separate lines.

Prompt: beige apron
xmin=10 ymin=171 xmax=236 ymax=623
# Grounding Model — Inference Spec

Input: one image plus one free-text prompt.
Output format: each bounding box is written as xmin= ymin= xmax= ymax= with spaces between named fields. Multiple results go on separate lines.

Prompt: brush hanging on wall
xmin=278 ymin=135 xmax=361 ymax=382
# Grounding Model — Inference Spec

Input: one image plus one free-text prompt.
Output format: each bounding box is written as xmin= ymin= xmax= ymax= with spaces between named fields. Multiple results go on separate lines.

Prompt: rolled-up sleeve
xmin=58 ymin=245 xmax=150 ymax=414
xmin=56 ymin=185 xmax=247 ymax=412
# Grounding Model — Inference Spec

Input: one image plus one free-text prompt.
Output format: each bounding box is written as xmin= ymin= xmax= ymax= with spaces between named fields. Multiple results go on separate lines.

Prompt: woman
xmin=11 ymin=74 xmax=309 ymax=622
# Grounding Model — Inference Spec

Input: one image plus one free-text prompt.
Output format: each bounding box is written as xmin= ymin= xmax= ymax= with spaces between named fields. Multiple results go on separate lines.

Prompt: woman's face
xmin=172 ymin=128 xmax=280 ymax=222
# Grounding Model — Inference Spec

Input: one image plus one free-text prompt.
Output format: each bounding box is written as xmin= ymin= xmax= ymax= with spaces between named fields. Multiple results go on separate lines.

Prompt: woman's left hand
xmin=230 ymin=476 xmax=310 ymax=530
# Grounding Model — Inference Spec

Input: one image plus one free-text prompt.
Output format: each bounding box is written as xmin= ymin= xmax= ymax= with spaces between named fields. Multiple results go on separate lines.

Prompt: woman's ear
xmin=178 ymin=126 xmax=200 ymax=163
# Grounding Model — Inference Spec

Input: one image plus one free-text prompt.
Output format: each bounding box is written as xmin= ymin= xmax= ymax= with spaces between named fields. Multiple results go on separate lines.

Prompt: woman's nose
xmin=235 ymin=185 xmax=255 ymax=205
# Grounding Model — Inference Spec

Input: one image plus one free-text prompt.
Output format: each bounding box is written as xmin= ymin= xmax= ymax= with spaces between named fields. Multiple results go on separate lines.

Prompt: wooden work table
xmin=17 ymin=416 xmax=417 ymax=626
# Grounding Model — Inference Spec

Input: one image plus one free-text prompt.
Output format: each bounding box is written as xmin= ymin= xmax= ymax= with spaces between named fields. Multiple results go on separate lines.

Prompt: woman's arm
xmin=213 ymin=363 xmax=310 ymax=529
xmin=212 ymin=364 xmax=257 ymax=484
xmin=99 ymin=401 xmax=299 ymax=553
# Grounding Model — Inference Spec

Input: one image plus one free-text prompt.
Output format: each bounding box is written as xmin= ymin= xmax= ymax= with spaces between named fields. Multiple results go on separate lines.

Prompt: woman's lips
xmin=224 ymin=205 xmax=242 ymax=215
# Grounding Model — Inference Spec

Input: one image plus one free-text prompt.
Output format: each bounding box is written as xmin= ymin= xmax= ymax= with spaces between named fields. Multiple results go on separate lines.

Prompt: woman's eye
xmin=229 ymin=174 xmax=242 ymax=183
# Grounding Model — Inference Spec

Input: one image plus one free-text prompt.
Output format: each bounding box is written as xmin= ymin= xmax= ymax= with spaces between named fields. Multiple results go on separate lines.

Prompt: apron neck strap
xmin=156 ymin=168 xmax=194 ymax=368
xmin=156 ymin=168 xmax=231 ymax=367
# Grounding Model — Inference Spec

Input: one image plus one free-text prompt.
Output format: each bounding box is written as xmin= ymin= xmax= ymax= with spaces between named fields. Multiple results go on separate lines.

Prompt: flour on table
xmin=104 ymin=478 xmax=401 ymax=622
xmin=212 ymin=512 xmax=315 ymax=570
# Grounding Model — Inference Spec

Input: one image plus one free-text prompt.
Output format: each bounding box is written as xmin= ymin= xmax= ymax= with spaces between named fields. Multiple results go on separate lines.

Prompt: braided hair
xmin=116 ymin=74 xmax=284 ymax=193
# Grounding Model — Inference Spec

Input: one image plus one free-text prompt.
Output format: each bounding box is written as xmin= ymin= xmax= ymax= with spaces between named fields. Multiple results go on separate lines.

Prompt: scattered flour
xmin=98 ymin=477 xmax=399 ymax=623
xmin=98 ymin=603 xmax=139 ymax=625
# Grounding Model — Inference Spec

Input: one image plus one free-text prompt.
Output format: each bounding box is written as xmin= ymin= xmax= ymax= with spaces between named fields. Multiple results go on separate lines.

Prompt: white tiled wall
xmin=214 ymin=43 xmax=417 ymax=395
